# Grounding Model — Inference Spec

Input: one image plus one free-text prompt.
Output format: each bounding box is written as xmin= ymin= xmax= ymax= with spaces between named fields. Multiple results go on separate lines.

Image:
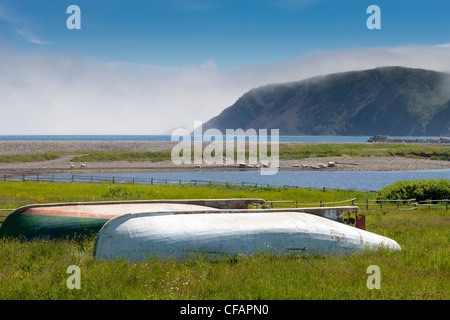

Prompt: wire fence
xmin=353 ymin=199 xmax=449 ymax=211
xmin=254 ymin=198 xmax=359 ymax=209
xmin=1 ymin=173 xmax=356 ymax=191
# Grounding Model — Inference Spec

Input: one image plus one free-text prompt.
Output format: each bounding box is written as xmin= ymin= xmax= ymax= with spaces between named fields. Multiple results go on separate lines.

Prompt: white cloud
xmin=435 ymin=43 xmax=450 ymax=48
xmin=0 ymin=44 xmax=450 ymax=135
xmin=0 ymin=3 xmax=49 ymax=45
xmin=0 ymin=3 xmax=49 ymax=46
xmin=15 ymin=29 xmax=49 ymax=45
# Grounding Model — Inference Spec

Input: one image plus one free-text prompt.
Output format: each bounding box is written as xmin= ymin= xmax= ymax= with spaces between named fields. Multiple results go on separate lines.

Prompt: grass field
xmin=1 ymin=143 xmax=449 ymax=163
xmin=68 ymin=143 xmax=450 ymax=162
xmin=0 ymin=152 xmax=60 ymax=163
xmin=277 ymin=143 xmax=450 ymax=161
xmin=0 ymin=181 xmax=448 ymax=300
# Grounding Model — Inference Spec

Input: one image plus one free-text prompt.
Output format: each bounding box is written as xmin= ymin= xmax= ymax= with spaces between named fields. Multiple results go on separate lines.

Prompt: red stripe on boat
xmin=22 ymin=208 xmax=116 ymax=219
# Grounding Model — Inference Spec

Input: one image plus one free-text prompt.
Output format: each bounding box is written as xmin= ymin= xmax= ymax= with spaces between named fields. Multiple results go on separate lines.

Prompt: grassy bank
xmin=0 ymin=181 xmax=448 ymax=300
xmin=0 ymin=152 xmax=60 ymax=163
xmin=72 ymin=143 xmax=450 ymax=162
xmin=71 ymin=151 xmax=172 ymax=163
xmin=2 ymin=143 xmax=448 ymax=163
xmin=277 ymin=143 xmax=450 ymax=161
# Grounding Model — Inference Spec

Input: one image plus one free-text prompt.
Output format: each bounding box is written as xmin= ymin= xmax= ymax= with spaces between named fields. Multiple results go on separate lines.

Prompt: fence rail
xmin=416 ymin=199 xmax=449 ymax=210
xmin=260 ymin=198 xmax=358 ymax=209
xmin=355 ymin=199 xmax=418 ymax=211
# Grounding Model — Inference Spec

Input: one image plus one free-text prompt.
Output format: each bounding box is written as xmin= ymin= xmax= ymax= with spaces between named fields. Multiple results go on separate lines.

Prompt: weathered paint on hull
xmin=0 ymin=213 xmax=108 ymax=239
xmin=93 ymin=211 xmax=401 ymax=261
xmin=1 ymin=200 xmax=255 ymax=239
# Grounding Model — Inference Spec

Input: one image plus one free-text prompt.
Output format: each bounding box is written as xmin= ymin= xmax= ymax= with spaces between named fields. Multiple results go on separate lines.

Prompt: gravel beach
xmin=0 ymin=140 xmax=448 ymax=175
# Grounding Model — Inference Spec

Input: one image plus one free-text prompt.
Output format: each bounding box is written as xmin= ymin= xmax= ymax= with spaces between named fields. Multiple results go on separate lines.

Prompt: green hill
xmin=203 ymin=67 xmax=450 ymax=136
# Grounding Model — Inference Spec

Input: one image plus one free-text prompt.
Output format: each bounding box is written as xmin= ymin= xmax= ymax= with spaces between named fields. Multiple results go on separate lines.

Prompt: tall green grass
xmin=278 ymin=143 xmax=450 ymax=160
xmin=0 ymin=181 xmax=448 ymax=300
xmin=70 ymin=143 xmax=449 ymax=161
xmin=0 ymin=152 xmax=60 ymax=163
xmin=71 ymin=151 xmax=172 ymax=162
xmin=0 ymin=181 xmax=373 ymax=207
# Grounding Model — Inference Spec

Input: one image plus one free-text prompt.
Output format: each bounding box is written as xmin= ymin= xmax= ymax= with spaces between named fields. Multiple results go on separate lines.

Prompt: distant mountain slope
xmin=203 ymin=67 xmax=450 ymax=136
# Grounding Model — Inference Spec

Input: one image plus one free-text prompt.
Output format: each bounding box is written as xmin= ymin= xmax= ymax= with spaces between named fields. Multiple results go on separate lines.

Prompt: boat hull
xmin=0 ymin=213 xmax=108 ymax=239
xmin=93 ymin=211 xmax=401 ymax=261
xmin=0 ymin=200 xmax=247 ymax=239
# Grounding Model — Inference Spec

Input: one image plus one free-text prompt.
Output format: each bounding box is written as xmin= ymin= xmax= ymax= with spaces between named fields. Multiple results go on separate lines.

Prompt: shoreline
xmin=0 ymin=140 xmax=449 ymax=176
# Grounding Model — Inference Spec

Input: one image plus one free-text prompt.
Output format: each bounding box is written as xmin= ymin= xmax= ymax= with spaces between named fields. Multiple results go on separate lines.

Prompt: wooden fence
xmin=251 ymin=198 xmax=449 ymax=211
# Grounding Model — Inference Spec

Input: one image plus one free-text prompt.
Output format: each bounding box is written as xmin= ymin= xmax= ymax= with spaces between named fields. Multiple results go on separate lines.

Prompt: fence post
xmin=366 ymin=199 xmax=369 ymax=212
xmin=446 ymin=200 xmax=448 ymax=211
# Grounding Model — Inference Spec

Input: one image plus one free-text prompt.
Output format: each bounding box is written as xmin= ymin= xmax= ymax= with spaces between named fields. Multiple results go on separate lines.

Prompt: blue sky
xmin=2 ymin=0 xmax=449 ymax=69
xmin=1 ymin=0 xmax=450 ymax=134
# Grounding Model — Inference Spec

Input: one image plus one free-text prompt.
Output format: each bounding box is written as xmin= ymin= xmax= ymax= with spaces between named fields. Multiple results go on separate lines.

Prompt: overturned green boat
xmin=0 ymin=199 xmax=263 ymax=239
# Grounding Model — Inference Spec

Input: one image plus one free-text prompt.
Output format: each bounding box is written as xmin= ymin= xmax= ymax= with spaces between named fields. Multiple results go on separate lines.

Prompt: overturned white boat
xmin=93 ymin=205 xmax=401 ymax=261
